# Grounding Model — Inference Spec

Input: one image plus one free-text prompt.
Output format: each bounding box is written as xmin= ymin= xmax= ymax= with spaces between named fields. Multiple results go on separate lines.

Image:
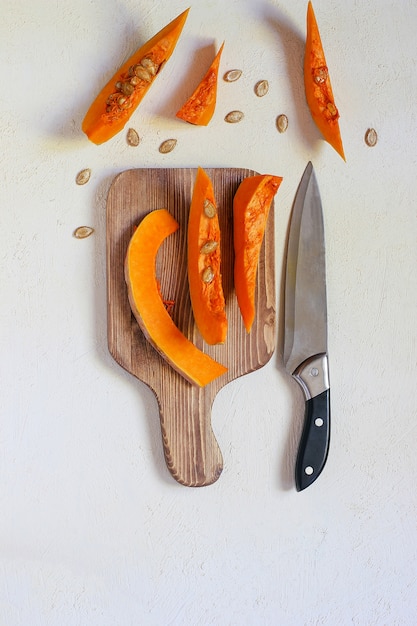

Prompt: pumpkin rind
xmin=82 ymin=9 xmax=189 ymax=144
xmin=125 ymin=208 xmax=227 ymax=387
xmin=176 ymin=42 xmax=224 ymax=126
xmin=233 ymin=175 xmax=282 ymax=333
xmin=188 ymin=168 xmax=227 ymax=344
xmin=304 ymin=1 xmax=345 ymax=160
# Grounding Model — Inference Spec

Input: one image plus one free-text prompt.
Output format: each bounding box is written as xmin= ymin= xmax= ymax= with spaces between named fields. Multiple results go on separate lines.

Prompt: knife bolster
xmin=293 ymin=353 xmax=329 ymax=400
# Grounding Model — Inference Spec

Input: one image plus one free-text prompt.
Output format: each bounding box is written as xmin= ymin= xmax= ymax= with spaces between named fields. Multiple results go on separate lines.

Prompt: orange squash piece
xmin=304 ymin=1 xmax=345 ymax=160
xmin=176 ymin=42 xmax=224 ymax=126
xmin=82 ymin=9 xmax=189 ymax=144
xmin=233 ymin=175 xmax=282 ymax=333
xmin=188 ymin=168 xmax=227 ymax=344
xmin=125 ymin=208 xmax=227 ymax=387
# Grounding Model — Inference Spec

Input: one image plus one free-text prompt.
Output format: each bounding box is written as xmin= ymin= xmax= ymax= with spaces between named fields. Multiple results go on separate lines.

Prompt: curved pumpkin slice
xmin=82 ymin=9 xmax=189 ymax=144
xmin=188 ymin=167 xmax=227 ymax=344
xmin=176 ymin=42 xmax=224 ymax=126
xmin=125 ymin=208 xmax=227 ymax=387
xmin=304 ymin=2 xmax=345 ymax=160
xmin=233 ymin=174 xmax=282 ymax=333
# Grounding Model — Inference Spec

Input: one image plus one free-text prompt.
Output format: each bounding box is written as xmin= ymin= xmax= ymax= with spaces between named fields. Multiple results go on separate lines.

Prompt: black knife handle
xmin=295 ymin=389 xmax=330 ymax=491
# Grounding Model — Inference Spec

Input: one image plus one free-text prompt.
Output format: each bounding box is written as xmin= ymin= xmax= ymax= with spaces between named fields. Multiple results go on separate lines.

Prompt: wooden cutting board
xmin=107 ymin=168 xmax=276 ymax=487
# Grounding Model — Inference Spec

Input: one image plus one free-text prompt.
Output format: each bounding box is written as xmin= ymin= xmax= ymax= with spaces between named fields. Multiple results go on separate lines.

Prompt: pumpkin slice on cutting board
xmin=107 ymin=168 xmax=277 ymax=487
xmin=187 ymin=167 xmax=227 ymax=345
xmin=233 ymin=174 xmax=283 ymax=333
xmin=125 ymin=208 xmax=227 ymax=386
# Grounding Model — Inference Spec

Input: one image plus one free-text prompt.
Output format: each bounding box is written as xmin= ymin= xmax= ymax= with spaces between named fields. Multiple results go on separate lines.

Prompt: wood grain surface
xmin=107 ymin=168 xmax=276 ymax=486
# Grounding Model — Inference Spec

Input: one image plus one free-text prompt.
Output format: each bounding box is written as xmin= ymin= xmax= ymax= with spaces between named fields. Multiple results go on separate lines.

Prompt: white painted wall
xmin=1 ymin=0 xmax=416 ymax=624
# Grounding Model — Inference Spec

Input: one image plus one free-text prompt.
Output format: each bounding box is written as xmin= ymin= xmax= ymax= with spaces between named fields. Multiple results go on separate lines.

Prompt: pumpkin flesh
xmin=304 ymin=1 xmax=345 ymax=160
xmin=188 ymin=168 xmax=227 ymax=344
xmin=233 ymin=175 xmax=282 ymax=333
xmin=82 ymin=9 xmax=189 ymax=144
xmin=125 ymin=208 xmax=227 ymax=387
xmin=176 ymin=42 xmax=224 ymax=126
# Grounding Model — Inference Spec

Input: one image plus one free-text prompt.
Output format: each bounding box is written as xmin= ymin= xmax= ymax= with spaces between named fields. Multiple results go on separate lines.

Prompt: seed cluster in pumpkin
xmin=103 ymin=56 xmax=160 ymax=124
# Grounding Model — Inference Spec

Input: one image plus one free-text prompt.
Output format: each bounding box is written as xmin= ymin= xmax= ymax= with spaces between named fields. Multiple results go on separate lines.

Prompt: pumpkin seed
xmin=276 ymin=114 xmax=288 ymax=133
xmin=223 ymin=69 xmax=242 ymax=82
xmin=225 ymin=110 xmax=244 ymax=124
xmin=313 ymin=66 xmax=328 ymax=84
xmin=159 ymin=139 xmax=177 ymax=154
xmin=203 ymin=199 xmax=217 ymax=218
xmin=202 ymin=266 xmax=215 ymax=283
xmin=200 ymin=240 xmax=218 ymax=254
xmin=141 ymin=57 xmax=158 ymax=75
xmin=120 ymin=81 xmax=134 ymax=96
xmin=254 ymin=79 xmax=269 ymax=97
xmin=365 ymin=128 xmax=378 ymax=147
xmin=74 ymin=226 xmax=94 ymax=239
xmin=133 ymin=64 xmax=152 ymax=82
xmin=326 ymin=102 xmax=338 ymax=117
xmin=127 ymin=128 xmax=140 ymax=146
xmin=75 ymin=168 xmax=91 ymax=185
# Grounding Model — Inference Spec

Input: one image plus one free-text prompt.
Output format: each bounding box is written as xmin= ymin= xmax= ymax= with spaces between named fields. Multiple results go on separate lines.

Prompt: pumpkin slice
xmin=82 ymin=9 xmax=189 ymax=144
xmin=125 ymin=208 xmax=227 ymax=387
xmin=233 ymin=174 xmax=282 ymax=333
xmin=176 ymin=42 xmax=224 ymax=126
xmin=304 ymin=1 xmax=345 ymax=160
xmin=188 ymin=167 xmax=227 ymax=344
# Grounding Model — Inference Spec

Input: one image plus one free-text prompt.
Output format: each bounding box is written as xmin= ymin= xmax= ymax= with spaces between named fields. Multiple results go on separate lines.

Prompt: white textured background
xmin=1 ymin=1 xmax=416 ymax=624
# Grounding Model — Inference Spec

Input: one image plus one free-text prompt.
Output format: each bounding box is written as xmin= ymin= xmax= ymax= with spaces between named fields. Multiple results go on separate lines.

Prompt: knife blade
xmin=283 ymin=162 xmax=330 ymax=491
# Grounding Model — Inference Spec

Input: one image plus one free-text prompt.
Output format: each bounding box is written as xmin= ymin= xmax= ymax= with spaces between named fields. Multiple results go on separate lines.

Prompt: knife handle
xmin=293 ymin=354 xmax=330 ymax=491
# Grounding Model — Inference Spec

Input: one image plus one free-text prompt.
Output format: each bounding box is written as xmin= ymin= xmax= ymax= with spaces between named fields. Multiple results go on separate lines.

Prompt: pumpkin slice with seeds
xmin=176 ymin=42 xmax=224 ymax=126
xmin=125 ymin=208 xmax=227 ymax=387
xmin=187 ymin=167 xmax=227 ymax=344
xmin=82 ymin=9 xmax=189 ymax=144
xmin=304 ymin=1 xmax=345 ymax=160
xmin=233 ymin=174 xmax=282 ymax=333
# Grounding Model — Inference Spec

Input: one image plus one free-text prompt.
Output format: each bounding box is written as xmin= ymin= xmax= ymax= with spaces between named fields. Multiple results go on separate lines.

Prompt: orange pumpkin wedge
xmin=82 ymin=9 xmax=189 ymax=144
xmin=125 ymin=208 xmax=227 ymax=387
xmin=188 ymin=168 xmax=227 ymax=344
xmin=176 ymin=42 xmax=224 ymax=126
xmin=233 ymin=175 xmax=282 ymax=333
xmin=304 ymin=1 xmax=345 ymax=160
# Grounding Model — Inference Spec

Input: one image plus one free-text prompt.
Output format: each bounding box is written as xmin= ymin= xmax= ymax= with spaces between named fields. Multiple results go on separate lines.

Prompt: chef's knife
xmin=283 ymin=162 xmax=330 ymax=491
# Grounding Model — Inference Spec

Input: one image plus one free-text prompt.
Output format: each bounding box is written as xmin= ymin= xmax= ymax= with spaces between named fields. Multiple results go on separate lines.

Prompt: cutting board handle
xmin=157 ymin=384 xmax=223 ymax=487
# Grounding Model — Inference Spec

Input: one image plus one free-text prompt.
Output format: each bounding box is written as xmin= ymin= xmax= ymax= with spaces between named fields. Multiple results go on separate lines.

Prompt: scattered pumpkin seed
xmin=276 ymin=114 xmax=289 ymax=133
xmin=200 ymin=240 xmax=218 ymax=254
xmin=223 ymin=69 xmax=242 ymax=82
xmin=159 ymin=138 xmax=177 ymax=154
xmin=74 ymin=226 xmax=94 ymax=239
xmin=75 ymin=168 xmax=91 ymax=185
xmin=225 ymin=110 xmax=244 ymax=124
xmin=203 ymin=199 xmax=217 ymax=218
xmin=254 ymin=79 xmax=269 ymax=97
xmin=127 ymin=128 xmax=140 ymax=146
xmin=202 ymin=266 xmax=215 ymax=283
xmin=365 ymin=128 xmax=378 ymax=147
